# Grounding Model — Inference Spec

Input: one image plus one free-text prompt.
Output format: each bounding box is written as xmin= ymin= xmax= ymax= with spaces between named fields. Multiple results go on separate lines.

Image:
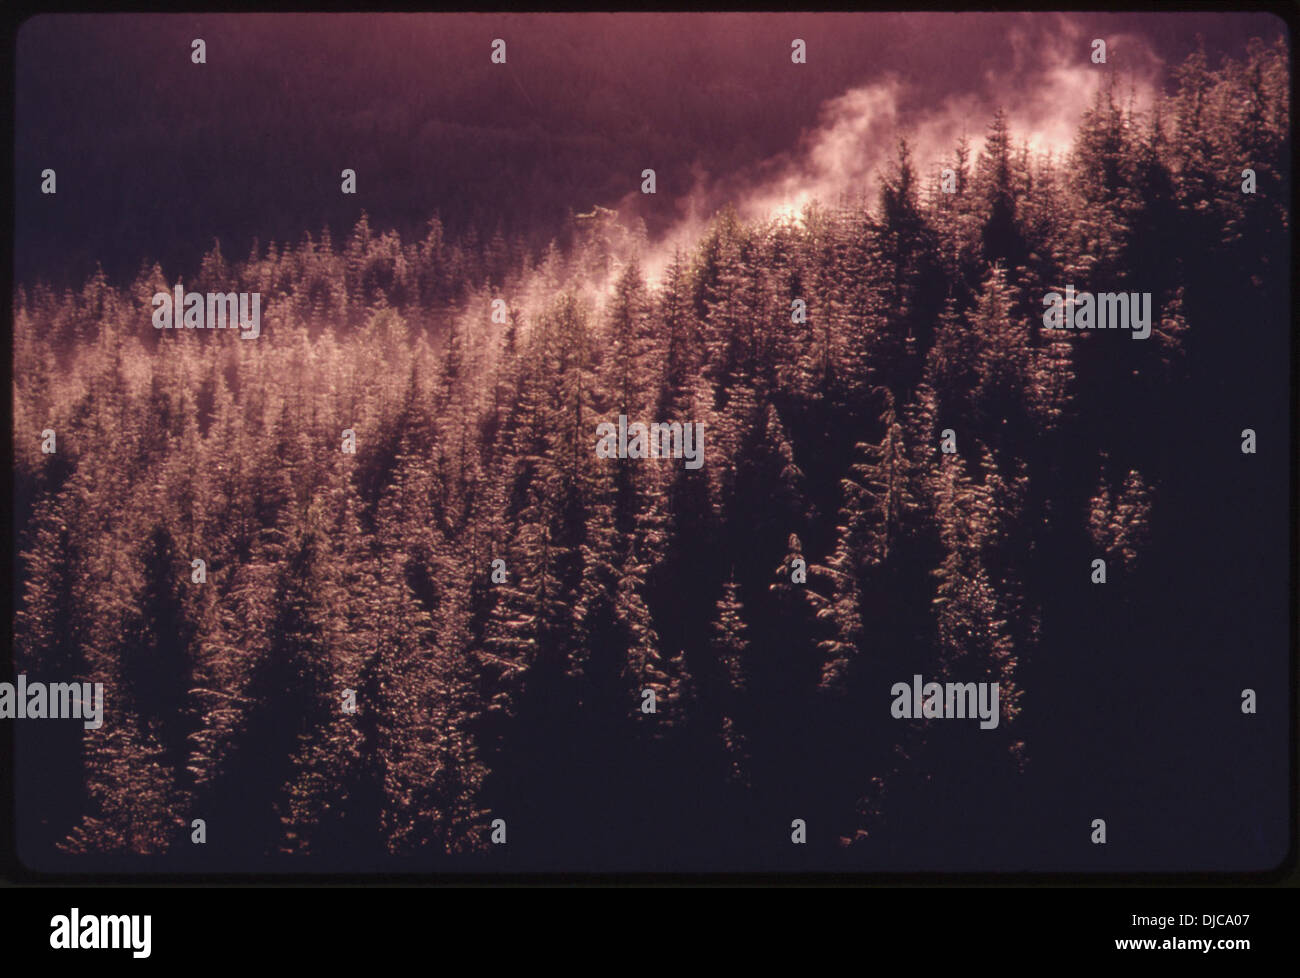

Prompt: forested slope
xmin=11 ymin=43 xmax=1289 ymax=869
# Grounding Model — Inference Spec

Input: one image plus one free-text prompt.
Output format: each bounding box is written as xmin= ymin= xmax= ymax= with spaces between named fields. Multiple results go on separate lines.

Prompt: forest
xmin=11 ymin=40 xmax=1290 ymax=870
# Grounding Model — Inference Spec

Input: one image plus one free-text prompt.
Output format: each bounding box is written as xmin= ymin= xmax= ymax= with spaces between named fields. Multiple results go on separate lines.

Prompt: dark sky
xmin=15 ymin=12 xmax=1287 ymax=287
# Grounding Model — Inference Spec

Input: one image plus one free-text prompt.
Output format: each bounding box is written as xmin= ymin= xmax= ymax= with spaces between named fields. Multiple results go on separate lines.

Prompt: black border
xmin=2 ymin=0 xmax=1295 ymax=888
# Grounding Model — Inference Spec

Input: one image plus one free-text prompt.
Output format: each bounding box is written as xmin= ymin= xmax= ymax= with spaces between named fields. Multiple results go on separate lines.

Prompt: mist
xmin=16 ymin=11 xmax=1284 ymax=287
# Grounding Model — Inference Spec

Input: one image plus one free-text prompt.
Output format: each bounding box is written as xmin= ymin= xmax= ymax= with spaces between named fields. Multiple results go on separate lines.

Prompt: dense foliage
xmin=12 ymin=44 xmax=1289 ymax=867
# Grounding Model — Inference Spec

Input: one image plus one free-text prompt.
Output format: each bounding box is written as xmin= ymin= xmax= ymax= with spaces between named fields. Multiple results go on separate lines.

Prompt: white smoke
xmin=633 ymin=15 xmax=1165 ymax=288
